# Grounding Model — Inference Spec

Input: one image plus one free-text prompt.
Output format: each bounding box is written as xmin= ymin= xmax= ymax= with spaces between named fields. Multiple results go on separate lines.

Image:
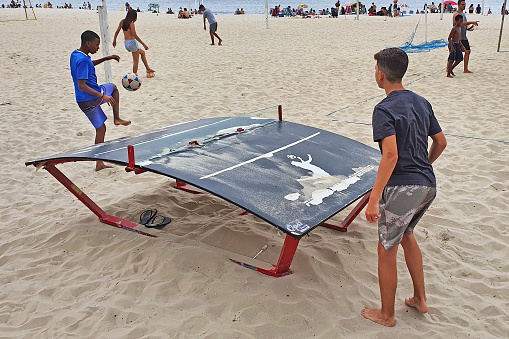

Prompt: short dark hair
xmin=458 ymin=0 xmax=465 ymax=5
xmin=199 ymin=4 xmax=204 ymax=9
xmin=455 ymin=14 xmax=463 ymax=21
xmin=81 ymin=30 xmax=99 ymax=45
xmin=373 ymin=48 xmax=408 ymax=83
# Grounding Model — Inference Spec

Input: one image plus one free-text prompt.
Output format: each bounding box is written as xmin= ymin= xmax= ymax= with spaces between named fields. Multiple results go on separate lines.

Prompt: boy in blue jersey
xmin=361 ymin=48 xmax=447 ymax=327
xmin=70 ymin=30 xmax=131 ymax=171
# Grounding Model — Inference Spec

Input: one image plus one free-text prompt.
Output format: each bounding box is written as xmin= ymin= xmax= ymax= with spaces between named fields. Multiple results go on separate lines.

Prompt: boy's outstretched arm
xmin=428 ymin=132 xmax=447 ymax=165
xmin=365 ymin=135 xmax=398 ymax=223
xmin=112 ymin=20 xmax=123 ymax=47
xmin=460 ymin=20 xmax=479 ymax=26
xmin=93 ymin=55 xmax=120 ymax=66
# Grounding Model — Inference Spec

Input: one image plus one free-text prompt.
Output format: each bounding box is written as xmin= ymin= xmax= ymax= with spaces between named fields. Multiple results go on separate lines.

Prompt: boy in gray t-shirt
xmin=200 ymin=5 xmax=222 ymax=45
xmin=361 ymin=48 xmax=447 ymax=327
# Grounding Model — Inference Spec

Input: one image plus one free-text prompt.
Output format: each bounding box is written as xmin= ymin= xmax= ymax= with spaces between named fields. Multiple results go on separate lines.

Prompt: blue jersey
xmin=372 ymin=90 xmax=442 ymax=187
xmin=70 ymin=50 xmax=101 ymax=102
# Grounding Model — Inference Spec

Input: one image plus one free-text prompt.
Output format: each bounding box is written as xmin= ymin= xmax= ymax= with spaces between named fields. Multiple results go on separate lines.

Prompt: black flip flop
xmin=144 ymin=215 xmax=171 ymax=228
xmin=139 ymin=209 xmax=157 ymax=225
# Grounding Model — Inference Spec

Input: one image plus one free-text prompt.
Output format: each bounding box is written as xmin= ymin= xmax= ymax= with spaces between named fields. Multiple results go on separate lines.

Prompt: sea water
xmin=65 ymin=0 xmax=505 ymax=15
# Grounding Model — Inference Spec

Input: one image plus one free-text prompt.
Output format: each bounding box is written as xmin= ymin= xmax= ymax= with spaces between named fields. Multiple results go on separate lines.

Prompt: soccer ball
xmin=122 ymin=73 xmax=141 ymax=91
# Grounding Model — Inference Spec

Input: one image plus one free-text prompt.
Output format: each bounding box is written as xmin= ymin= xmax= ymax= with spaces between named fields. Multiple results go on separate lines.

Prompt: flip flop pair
xmin=139 ymin=209 xmax=171 ymax=228
xmin=146 ymin=71 xmax=155 ymax=78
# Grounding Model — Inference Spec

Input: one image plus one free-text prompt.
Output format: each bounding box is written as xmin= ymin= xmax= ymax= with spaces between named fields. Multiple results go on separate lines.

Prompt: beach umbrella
xmin=344 ymin=2 xmax=356 ymax=6
xmin=443 ymin=1 xmax=457 ymax=5
xmin=297 ymin=4 xmax=308 ymax=9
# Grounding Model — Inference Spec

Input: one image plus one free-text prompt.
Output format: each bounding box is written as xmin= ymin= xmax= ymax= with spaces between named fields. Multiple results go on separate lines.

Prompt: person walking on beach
xmin=453 ymin=0 xmax=479 ymax=73
xmin=200 ymin=4 xmax=222 ymax=45
xmin=113 ymin=9 xmax=156 ymax=78
xmin=70 ymin=30 xmax=131 ymax=171
xmin=447 ymin=15 xmax=465 ymax=78
xmin=361 ymin=48 xmax=447 ymax=327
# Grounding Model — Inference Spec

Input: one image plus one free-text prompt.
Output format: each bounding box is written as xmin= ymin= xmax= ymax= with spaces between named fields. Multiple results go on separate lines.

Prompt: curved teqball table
xmin=26 ymin=115 xmax=380 ymax=276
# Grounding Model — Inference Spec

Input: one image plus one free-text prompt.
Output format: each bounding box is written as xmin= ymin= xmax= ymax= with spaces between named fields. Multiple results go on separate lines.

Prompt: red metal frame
xmin=320 ymin=192 xmax=371 ymax=232
xmin=34 ymin=107 xmax=372 ymax=277
xmin=125 ymin=145 xmax=146 ymax=174
xmin=174 ymin=179 xmax=203 ymax=194
xmin=43 ymin=163 xmax=156 ymax=237
xmin=230 ymin=234 xmax=299 ymax=277
xmin=232 ymin=192 xmax=370 ymax=277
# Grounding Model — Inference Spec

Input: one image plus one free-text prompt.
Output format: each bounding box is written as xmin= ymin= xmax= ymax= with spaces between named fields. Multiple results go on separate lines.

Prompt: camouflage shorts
xmin=378 ymin=185 xmax=436 ymax=250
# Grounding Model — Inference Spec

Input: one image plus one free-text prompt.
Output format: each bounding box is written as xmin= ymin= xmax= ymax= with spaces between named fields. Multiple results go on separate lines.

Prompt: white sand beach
xmin=1 ymin=8 xmax=508 ymax=338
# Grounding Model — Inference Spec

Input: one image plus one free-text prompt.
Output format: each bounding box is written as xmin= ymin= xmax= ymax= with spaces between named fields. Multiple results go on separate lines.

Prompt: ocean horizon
xmin=42 ymin=0 xmax=506 ymax=15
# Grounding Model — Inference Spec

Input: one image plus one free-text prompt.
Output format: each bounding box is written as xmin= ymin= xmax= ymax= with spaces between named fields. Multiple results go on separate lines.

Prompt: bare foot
xmin=147 ymin=68 xmax=155 ymax=73
xmin=447 ymin=74 xmax=454 ymax=78
xmin=464 ymin=70 xmax=473 ymax=73
xmin=114 ymin=119 xmax=131 ymax=126
xmin=405 ymin=297 xmax=428 ymax=313
xmin=96 ymin=161 xmax=113 ymax=171
xmin=450 ymin=70 xmax=455 ymax=76
xmin=361 ymin=307 xmax=395 ymax=327
xmin=210 ymin=43 xmax=215 ymax=45
xmin=218 ymin=39 xmax=222 ymax=46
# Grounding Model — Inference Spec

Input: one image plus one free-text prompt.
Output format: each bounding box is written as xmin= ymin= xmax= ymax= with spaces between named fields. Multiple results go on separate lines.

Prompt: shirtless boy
xmin=447 ymin=15 xmax=465 ymax=78
xmin=361 ymin=48 xmax=447 ymax=327
xmin=70 ymin=30 xmax=131 ymax=171
xmin=113 ymin=9 xmax=155 ymax=77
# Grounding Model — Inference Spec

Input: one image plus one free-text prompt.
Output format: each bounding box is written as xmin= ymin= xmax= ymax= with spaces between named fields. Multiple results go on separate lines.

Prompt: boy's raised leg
xmin=139 ymin=49 xmax=155 ymax=74
xmin=111 ymin=84 xmax=131 ymax=126
xmin=361 ymin=242 xmax=398 ymax=327
xmin=401 ymin=233 xmax=428 ymax=313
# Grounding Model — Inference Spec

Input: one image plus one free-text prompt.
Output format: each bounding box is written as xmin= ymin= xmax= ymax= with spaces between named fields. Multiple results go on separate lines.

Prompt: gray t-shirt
xmin=372 ymin=90 xmax=442 ymax=187
xmin=203 ymin=8 xmax=217 ymax=24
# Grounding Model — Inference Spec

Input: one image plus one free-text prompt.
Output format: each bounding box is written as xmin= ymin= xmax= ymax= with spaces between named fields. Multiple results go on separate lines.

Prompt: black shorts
xmin=448 ymin=43 xmax=464 ymax=62
xmin=461 ymin=39 xmax=470 ymax=50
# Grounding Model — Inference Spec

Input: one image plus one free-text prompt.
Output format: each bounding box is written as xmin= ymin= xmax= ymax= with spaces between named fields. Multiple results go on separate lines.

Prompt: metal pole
xmin=356 ymin=0 xmax=359 ymax=20
xmin=498 ymin=0 xmax=507 ymax=52
xmin=481 ymin=0 xmax=484 ymax=15
xmin=265 ymin=0 xmax=269 ymax=29
xmin=98 ymin=0 xmax=112 ymax=84
xmin=440 ymin=0 xmax=444 ymax=20
xmin=425 ymin=4 xmax=428 ymax=43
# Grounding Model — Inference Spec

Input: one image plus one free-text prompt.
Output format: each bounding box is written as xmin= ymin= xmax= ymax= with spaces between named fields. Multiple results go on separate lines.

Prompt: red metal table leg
xmin=44 ymin=164 xmax=156 ymax=237
xmin=231 ymin=234 xmax=299 ymax=277
xmin=174 ymin=179 xmax=202 ymax=194
xmin=320 ymin=192 xmax=370 ymax=232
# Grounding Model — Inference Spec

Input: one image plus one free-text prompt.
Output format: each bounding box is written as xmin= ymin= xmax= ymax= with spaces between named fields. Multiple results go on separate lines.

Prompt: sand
xmin=1 ymin=7 xmax=508 ymax=338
